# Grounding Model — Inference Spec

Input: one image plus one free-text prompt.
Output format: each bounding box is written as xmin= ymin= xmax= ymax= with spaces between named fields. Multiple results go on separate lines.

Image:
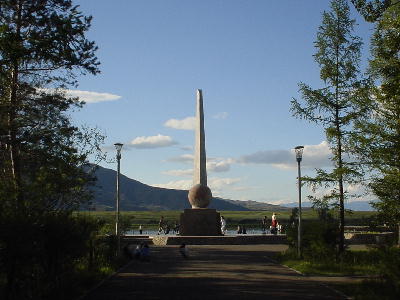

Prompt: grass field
xmin=75 ymin=210 xmax=377 ymax=231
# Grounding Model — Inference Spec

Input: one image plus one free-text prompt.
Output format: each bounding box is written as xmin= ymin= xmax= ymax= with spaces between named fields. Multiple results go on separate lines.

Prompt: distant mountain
xmin=87 ymin=165 xmax=287 ymax=211
xmin=283 ymin=201 xmax=376 ymax=211
xmin=226 ymin=199 xmax=292 ymax=211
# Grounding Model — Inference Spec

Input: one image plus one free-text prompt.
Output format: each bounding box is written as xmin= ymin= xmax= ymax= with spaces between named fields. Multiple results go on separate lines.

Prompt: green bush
xmin=0 ymin=213 xmax=122 ymax=300
xmin=378 ymin=246 xmax=400 ymax=294
xmin=286 ymin=218 xmax=339 ymax=261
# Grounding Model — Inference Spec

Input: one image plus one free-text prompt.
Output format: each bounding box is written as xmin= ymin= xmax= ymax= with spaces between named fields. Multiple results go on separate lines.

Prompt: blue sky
xmin=71 ymin=0 xmax=374 ymax=204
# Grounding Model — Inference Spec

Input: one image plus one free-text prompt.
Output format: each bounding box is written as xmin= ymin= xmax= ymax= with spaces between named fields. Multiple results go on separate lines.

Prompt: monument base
xmin=180 ymin=209 xmax=222 ymax=236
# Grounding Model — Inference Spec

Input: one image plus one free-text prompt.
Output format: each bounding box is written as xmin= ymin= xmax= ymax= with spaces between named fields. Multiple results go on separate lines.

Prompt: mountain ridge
xmin=87 ymin=165 xmax=289 ymax=211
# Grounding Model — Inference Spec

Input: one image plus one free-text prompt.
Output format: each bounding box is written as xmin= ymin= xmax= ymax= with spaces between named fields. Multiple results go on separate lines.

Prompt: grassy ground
xmin=330 ymin=280 xmax=399 ymax=300
xmin=277 ymin=246 xmax=400 ymax=300
xmin=280 ymin=258 xmax=378 ymax=276
xmin=76 ymin=210 xmax=377 ymax=230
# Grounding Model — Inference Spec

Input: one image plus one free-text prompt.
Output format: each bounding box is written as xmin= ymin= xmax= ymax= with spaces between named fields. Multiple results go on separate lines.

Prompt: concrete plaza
xmin=83 ymin=244 xmax=350 ymax=300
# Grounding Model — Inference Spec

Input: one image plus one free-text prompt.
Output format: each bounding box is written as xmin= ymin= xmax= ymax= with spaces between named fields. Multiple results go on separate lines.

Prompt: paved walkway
xmin=83 ymin=245 xmax=349 ymax=300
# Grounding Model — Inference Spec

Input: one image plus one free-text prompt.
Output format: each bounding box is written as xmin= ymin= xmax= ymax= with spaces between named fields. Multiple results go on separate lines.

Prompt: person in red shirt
xmin=271 ymin=213 xmax=278 ymax=234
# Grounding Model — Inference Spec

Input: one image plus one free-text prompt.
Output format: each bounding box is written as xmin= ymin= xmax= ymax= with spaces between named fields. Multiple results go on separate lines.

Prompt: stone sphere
xmin=188 ymin=184 xmax=212 ymax=208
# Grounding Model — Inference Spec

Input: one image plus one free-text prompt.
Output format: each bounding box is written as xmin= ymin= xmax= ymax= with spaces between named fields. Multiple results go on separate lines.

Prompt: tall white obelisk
xmin=193 ymin=89 xmax=207 ymax=186
xmin=187 ymin=89 xmax=212 ymax=209
xmin=180 ymin=89 xmax=221 ymax=235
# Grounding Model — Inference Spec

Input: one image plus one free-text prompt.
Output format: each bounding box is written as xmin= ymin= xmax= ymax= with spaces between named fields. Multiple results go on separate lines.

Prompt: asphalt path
xmin=82 ymin=245 xmax=347 ymax=300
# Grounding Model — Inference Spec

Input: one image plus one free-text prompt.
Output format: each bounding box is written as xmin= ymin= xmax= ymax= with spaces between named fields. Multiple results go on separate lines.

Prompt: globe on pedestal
xmin=188 ymin=184 xmax=212 ymax=208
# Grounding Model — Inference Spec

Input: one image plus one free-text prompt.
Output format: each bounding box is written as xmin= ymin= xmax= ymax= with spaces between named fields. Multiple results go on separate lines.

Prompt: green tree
xmin=351 ymin=0 xmax=395 ymax=21
xmin=291 ymin=0 xmax=367 ymax=254
xmin=0 ymin=1 xmax=103 ymax=298
xmin=351 ymin=2 xmax=400 ymax=243
xmin=0 ymin=0 xmax=100 ymax=208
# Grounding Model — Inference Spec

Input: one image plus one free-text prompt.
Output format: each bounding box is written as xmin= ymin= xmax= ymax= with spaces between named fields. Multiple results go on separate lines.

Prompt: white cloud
xmin=209 ymin=177 xmax=241 ymax=190
xmin=150 ymin=176 xmax=243 ymax=194
xmin=238 ymin=149 xmax=292 ymax=165
xmin=162 ymin=169 xmax=193 ymax=177
xmin=65 ymin=89 xmax=121 ymax=103
xmin=213 ymin=112 xmax=229 ymax=119
xmin=237 ymin=141 xmax=332 ymax=169
xmin=151 ymin=180 xmax=192 ymax=190
xmin=38 ymin=88 xmax=121 ymax=103
xmin=206 ymin=158 xmax=234 ymax=172
xmin=164 ymin=116 xmax=195 ymax=130
xmin=180 ymin=145 xmax=193 ymax=151
xmin=165 ymin=154 xmax=194 ymax=163
xmin=302 ymin=141 xmax=332 ymax=168
xmin=130 ymin=134 xmax=178 ymax=149
xmin=165 ymin=155 xmax=233 ymax=172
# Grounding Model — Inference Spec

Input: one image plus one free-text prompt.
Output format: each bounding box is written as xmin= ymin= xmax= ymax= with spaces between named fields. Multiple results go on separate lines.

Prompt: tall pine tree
xmin=0 ymin=1 xmax=103 ymax=297
xmin=0 ymin=0 xmax=100 ymax=213
xmin=351 ymin=0 xmax=400 ymax=242
xmin=291 ymin=0 xmax=367 ymax=254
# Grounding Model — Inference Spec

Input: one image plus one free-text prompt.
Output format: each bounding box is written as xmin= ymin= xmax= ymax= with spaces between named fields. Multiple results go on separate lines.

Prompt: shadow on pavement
xmin=83 ymin=245 xmax=345 ymax=300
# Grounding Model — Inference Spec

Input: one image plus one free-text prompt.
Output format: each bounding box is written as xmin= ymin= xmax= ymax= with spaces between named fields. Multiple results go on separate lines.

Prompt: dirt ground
xmin=82 ymin=244 xmax=354 ymax=300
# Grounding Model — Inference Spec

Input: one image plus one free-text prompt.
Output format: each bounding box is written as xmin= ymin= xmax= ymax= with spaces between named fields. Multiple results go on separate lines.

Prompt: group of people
xmin=152 ymin=214 xmax=282 ymax=236
xmin=132 ymin=242 xmax=150 ymax=261
xmin=127 ymin=213 xmax=283 ymax=262
xmin=236 ymin=225 xmax=247 ymax=234
xmin=158 ymin=216 xmax=180 ymax=235
xmin=220 ymin=213 xmax=282 ymax=235
xmin=262 ymin=213 xmax=282 ymax=234
xmin=127 ymin=242 xmax=189 ymax=262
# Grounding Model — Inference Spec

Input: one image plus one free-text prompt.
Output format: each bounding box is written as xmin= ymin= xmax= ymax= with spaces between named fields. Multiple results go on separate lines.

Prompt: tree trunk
xmin=398 ymin=223 xmax=400 ymax=247
xmin=8 ymin=0 xmax=23 ymax=210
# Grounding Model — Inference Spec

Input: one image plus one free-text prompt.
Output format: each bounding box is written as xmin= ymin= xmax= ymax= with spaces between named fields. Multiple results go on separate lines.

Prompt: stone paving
xmin=83 ymin=245 xmax=351 ymax=300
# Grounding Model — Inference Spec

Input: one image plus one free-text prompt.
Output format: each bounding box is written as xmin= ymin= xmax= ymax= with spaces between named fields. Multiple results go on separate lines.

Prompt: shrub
xmin=286 ymin=217 xmax=339 ymax=261
xmin=378 ymin=246 xmax=400 ymax=293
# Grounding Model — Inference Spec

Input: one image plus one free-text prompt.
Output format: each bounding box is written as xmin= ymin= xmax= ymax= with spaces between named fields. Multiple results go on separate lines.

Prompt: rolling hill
xmin=86 ymin=165 xmax=288 ymax=211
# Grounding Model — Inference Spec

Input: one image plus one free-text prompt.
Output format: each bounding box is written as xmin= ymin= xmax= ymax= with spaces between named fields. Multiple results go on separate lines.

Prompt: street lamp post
xmin=114 ymin=142 xmax=123 ymax=255
xmin=295 ymin=145 xmax=304 ymax=258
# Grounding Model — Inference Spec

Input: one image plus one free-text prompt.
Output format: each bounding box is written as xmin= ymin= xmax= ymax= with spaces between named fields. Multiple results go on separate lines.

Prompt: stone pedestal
xmin=180 ymin=209 xmax=222 ymax=236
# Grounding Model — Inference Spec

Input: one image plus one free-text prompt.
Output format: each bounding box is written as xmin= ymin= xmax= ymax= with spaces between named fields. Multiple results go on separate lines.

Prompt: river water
xmin=125 ymin=229 xmax=278 ymax=236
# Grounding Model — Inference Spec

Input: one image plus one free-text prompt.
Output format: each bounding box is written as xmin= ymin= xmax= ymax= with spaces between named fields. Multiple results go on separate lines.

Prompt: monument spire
xmin=194 ymin=89 xmax=207 ymax=186
xmin=180 ymin=89 xmax=221 ymax=235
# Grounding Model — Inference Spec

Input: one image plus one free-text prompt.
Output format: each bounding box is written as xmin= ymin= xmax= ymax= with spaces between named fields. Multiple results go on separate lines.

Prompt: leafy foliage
xmin=291 ymin=0 xmax=368 ymax=253
xmin=351 ymin=0 xmax=396 ymax=22
xmin=350 ymin=1 xmax=400 ymax=232
xmin=0 ymin=1 xmax=107 ymax=299
xmin=286 ymin=208 xmax=339 ymax=261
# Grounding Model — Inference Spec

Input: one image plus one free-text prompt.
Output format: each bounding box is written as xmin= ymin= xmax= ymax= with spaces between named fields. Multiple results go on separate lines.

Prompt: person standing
xmin=220 ymin=216 xmax=226 ymax=234
xmin=158 ymin=216 xmax=165 ymax=235
xmin=262 ymin=216 xmax=267 ymax=233
xmin=173 ymin=221 xmax=180 ymax=234
xmin=179 ymin=243 xmax=189 ymax=258
xmin=139 ymin=225 xmax=143 ymax=235
xmin=271 ymin=213 xmax=278 ymax=234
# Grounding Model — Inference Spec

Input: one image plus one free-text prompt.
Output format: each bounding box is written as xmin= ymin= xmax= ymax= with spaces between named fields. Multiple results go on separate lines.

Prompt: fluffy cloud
xmin=38 ymin=88 xmax=121 ymax=103
xmin=180 ymin=145 xmax=193 ymax=151
xmin=165 ymin=154 xmax=194 ymax=163
xmin=130 ymin=134 xmax=178 ymax=149
xmin=238 ymin=149 xmax=292 ymax=165
xmin=162 ymin=169 xmax=193 ymax=177
xmin=165 ymin=155 xmax=233 ymax=172
xmin=150 ymin=176 xmax=242 ymax=193
xmin=238 ymin=141 xmax=332 ymax=169
xmin=209 ymin=177 xmax=241 ymax=190
xmin=213 ymin=112 xmax=229 ymax=119
xmin=151 ymin=180 xmax=192 ymax=190
xmin=164 ymin=116 xmax=195 ymax=130
xmin=206 ymin=158 xmax=234 ymax=172
xmin=65 ymin=89 xmax=121 ymax=103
